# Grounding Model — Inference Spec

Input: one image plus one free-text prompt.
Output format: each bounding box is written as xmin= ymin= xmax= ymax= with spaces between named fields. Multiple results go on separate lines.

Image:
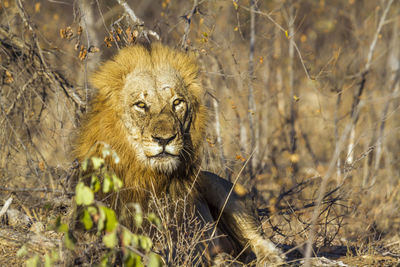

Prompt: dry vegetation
xmin=1 ymin=0 xmax=400 ymax=266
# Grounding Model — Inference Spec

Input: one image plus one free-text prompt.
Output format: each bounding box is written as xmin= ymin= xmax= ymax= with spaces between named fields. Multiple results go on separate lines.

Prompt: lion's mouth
xmin=150 ymin=151 xmax=178 ymax=158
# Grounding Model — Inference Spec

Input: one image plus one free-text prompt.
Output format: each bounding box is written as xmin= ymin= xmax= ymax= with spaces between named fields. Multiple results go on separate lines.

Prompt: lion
xmin=74 ymin=43 xmax=284 ymax=265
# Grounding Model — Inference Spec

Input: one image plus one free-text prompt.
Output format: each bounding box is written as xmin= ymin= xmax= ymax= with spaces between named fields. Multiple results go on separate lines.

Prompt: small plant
xmin=22 ymin=144 xmax=163 ymax=266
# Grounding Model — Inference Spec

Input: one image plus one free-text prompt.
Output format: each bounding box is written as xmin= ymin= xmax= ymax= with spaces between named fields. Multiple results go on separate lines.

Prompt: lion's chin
xmin=148 ymin=155 xmax=180 ymax=174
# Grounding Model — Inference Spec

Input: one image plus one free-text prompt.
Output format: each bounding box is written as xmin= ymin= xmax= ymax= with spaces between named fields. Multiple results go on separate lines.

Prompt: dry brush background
xmin=1 ymin=0 xmax=400 ymax=265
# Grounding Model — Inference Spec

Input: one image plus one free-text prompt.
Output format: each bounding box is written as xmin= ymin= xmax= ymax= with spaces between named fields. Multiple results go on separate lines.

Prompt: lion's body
xmin=74 ymin=44 xmax=283 ymax=265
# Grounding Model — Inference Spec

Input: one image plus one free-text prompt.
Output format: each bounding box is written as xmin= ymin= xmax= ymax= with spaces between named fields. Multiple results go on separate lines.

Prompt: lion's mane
xmin=74 ymin=44 xmax=207 ymax=210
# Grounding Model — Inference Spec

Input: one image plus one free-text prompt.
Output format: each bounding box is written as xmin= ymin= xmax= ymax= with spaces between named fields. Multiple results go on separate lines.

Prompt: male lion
xmin=74 ymin=43 xmax=284 ymax=265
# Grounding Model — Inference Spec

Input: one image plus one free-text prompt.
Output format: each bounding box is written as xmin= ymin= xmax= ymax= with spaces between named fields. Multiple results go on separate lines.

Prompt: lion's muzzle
xmin=139 ymin=112 xmax=183 ymax=174
xmin=152 ymin=133 xmax=177 ymax=147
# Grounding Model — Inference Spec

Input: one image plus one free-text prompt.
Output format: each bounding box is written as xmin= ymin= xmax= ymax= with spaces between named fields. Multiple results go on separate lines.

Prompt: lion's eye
xmin=134 ymin=102 xmax=147 ymax=109
xmin=173 ymin=99 xmax=184 ymax=106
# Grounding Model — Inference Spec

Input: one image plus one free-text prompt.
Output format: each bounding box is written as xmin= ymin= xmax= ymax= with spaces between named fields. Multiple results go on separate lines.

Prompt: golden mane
xmin=74 ymin=44 xmax=207 ymax=209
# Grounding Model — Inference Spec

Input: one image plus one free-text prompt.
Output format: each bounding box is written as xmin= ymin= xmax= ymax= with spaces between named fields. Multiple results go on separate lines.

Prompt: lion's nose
xmin=152 ymin=134 xmax=177 ymax=147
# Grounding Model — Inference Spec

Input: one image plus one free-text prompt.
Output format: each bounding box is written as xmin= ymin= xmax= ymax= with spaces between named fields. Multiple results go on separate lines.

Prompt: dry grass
xmin=1 ymin=0 xmax=400 ymax=266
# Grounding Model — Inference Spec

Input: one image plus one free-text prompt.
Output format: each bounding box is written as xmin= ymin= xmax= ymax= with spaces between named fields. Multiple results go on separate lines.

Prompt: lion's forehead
xmin=154 ymin=67 xmax=181 ymax=86
xmin=124 ymin=66 xmax=185 ymax=103
xmin=124 ymin=70 xmax=154 ymax=92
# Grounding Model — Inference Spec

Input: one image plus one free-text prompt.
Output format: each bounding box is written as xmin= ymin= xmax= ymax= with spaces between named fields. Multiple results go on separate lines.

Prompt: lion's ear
xmin=151 ymin=43 xmax=203 ymax=97
xmin=90 ymin=46 xmax=152 ymax=96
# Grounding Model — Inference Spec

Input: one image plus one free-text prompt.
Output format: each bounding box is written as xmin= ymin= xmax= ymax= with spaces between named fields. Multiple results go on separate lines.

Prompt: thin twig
xmin=241 ymin=4 xmax=313 ymax=81
xmin=247 ymin=0 xmax=257 ymax=177
xmin=79 ymin=0 xmax=100 ymax=104
xmin=0 ymin=73 xmax=37 ymax=128
xmin=16 ymin=0 xmax=48 ymax=70
xmin=198 ymin=150 xmax=256 ymax=262
xmin=210 ymin=150 xmax=256 ymax=240
xmin=181 ymin=0 xmax=199 ymax=49
xmin=334 ymin=90 xmax=342 ymax=180
xmin=287 ymin=2 xmax=298 ymax=179
xmin=241 ymin=6 xmax=286 ymax=32
xmin=365 ymin=0 xmax=394 ymax=72
xmin=290 ymin=39 xmax=312 ymax=80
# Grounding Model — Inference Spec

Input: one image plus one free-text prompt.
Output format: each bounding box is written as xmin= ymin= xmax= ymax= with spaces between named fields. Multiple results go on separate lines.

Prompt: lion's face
xmin=121 ymin=66 xmax=191 ymax=173
xmin=76 ymin=44 xmax=206 ymax=177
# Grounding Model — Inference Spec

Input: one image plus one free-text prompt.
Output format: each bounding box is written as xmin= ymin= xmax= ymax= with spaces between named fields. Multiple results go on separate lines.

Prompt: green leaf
xmin=99 ymin=252 xmax=113 ymax=267
xmin=75 ymin=182 xmax=94 ymax=205
xmin=124 ymin=251 xmax=135 ymax=267
xmin=103 ymin=231 xmax=117 ymax=248
xmin=87 ymin=206 xmax=98 ymax=216
xmin=136 ymin=257 xmax=145 ymax=267
xmin=138 ymin=235 xmax=152 ymax=252
xmin=98 ymin=207 xmax=105 ymax=232
xmin=124 ymin=252 xmax=144 ymax=267
xmin=112 ymin=174 xmax=123 ymax=190
xmin=122 ymin=228 xmax=132 ymax=246
xmin=64 ymin=232 xmax=76 ymax=250
xmin=147 ymin=252 xmax=163 ymax=267
xmin=80 ymin=209 xmax=93 ymax=230
xmin=57 ymin=223 xmax=68 ymax=233
xmin=26 ymin=255 xmax=40 ymax=267
xmin=16 ymin=245 xmax=27 ymax=257
xmin=54 ymin=216 xmax=68 ymax=233
xmin=91 ymin=175 xmax=101 ymax=192
xmin=103 ymin=174 xmax=113 ymax=193
xmin=99 ymin=255 xmax=109 ymax=267
xmin=147 ymin=212 xmax=161 ymax=229
xmin=99 ymin=206 xmax=118 ymax=232
xmin=131 ymin=234 xmax=139 ymax=247
xmin=133 ymin=213 xmax=143 ymax=228
xmin=51 ymin=251 xmax=59 ymax=262
xmin=134 ymin=254 xmax=144 ymax=267
xmin=91 ymin=156 xmax=104 ymax=170
xmin=44 ymin=254 xmax=51 ymax=267
xmin=81 ymin=158 xmax=88 ymax=172
xmin=132 ymin=203 xmax=143 ymax=228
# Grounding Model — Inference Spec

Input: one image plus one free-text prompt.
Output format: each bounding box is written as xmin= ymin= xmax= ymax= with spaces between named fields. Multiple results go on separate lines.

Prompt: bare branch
xmin=346 ymin=0 xmax=394 ymax=165
xmin=241 ymin=5 xmax=286 ymax=32
xmin=0 ymin=197 xmax=13 ymax=218
xmin=287 ymin=2 xmax=298 ymax=179
xmin=2 ymin=4 xmax=85 ymax=108
xmin=242 ymin=4 xmax=313 ymax=81
xmin=115 ymin=0 xmax=160 ymax=40
xmin=115 ymin=0 xmax=144 ymax=26
xmin=247 ymin=0 xmax=257 ymax=177
xmin=365 ymin=0 xmax=394 ymax=72
xmin=181 ymin=0 xmax=199 ymax=49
